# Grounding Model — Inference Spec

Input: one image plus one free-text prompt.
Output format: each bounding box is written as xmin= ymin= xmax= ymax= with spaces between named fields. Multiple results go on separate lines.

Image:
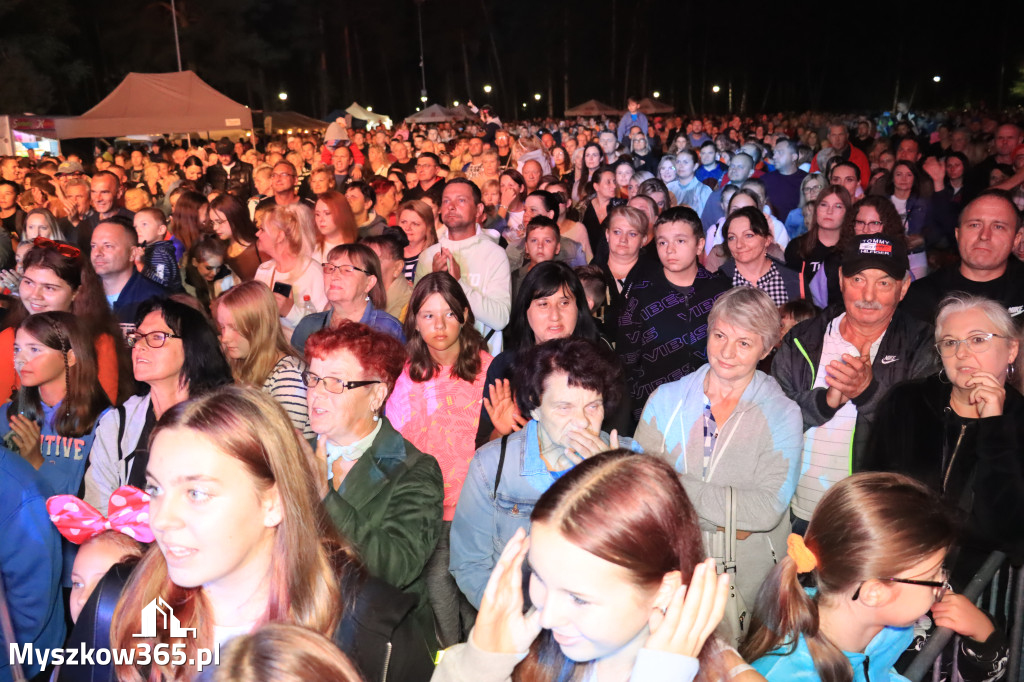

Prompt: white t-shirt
xmin=793 ymin=314 xmax=884 ymax=520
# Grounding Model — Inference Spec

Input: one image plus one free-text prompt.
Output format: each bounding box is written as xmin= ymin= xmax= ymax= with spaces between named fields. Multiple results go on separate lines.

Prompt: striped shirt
xmin=263 ymin=355 xmax=314 ymax=440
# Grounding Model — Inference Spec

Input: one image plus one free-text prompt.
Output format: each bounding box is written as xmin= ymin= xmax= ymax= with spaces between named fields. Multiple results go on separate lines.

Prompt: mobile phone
xmin=272 ymin=282 xmax=293 ymax=298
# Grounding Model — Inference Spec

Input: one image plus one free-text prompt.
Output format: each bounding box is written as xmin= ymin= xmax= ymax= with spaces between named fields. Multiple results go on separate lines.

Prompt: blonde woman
xmin=216 ymin=280 xmax=314 ymax=439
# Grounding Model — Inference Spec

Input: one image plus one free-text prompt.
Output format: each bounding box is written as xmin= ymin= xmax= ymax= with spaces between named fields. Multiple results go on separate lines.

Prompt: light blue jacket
xmin=449 ymin=420 xmax=639 ymax=608
xmin=752 ymin=620 xmax=914 ymax=682
xmin=633 ymin=365 xmax=803 ymax=605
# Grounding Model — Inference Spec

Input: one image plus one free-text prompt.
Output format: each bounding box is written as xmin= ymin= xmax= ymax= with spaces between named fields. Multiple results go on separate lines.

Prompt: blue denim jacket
xmin=449 ymin=420 xmax=639 ymax=608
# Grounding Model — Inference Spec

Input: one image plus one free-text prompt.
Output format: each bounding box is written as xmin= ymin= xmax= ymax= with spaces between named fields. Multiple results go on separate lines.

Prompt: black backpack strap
xmin=493 ymin=435 xmax=509 ymax=498
xmin=115 ymin=404 xmax=126 ymax=462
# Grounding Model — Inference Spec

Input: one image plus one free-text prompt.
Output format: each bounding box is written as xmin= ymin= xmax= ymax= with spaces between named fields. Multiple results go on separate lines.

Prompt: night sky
xmin=3 ymin=0 xmax=1023 ymax=120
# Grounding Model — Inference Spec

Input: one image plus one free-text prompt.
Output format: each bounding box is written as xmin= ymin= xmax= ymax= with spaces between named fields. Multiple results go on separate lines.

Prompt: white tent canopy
xmin=405 ymin=104 xmax=456 ymax=123
xmin=345 ymin=102 xmax=391 ymax=128
xmin=54 ymin=71 xmax=252 ymax=139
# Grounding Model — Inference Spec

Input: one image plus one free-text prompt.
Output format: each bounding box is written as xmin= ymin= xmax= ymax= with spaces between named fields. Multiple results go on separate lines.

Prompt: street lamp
xmin=711 ymin=85 xmax=721 ymax=93
xmin=933 ymin=75 xmax=942 ymax=83
xmin=420 ymin=95 xmax=428 ymax=103
xmin=278 ymin=92 xmax=288 ymax=101
xmin=533 ymin=93 xmax=542 ymax=101
xmin=483 ymin=84 xmax=492 ymax=94
xmin=367 ymin=106 xmax=373 ymax=112
xmin=415 ymin=0 xmax=427 ymax=105
xmin=453 ymin=100 xmax=460 ymax=106
xmin=653 ymin=91 xmax=661 ymax=99
xmin=521 ymin=102 xmax=527 ymax=108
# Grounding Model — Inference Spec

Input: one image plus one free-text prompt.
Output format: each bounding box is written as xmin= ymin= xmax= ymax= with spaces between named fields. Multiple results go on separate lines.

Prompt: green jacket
xmin=321 ymin=417 xmax=444 ymax=651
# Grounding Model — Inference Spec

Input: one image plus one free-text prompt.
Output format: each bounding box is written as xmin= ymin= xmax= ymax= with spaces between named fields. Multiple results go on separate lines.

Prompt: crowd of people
xmin=1 ymin=99 xmax=1023 ymax=682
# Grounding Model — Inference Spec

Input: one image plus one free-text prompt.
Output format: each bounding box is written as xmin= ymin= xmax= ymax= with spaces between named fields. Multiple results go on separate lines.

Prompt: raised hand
xmin=472 ymin=528 xmax=542 ymax=654
xmin=482 ymin=379 xmax=527 ymax=436
xmin=647 ymin=558 xmax=730 ymax=658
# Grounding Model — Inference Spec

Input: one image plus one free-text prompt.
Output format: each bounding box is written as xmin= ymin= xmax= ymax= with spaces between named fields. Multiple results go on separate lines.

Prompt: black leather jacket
xmin=205 ymin=157 xmax=254 ymax=199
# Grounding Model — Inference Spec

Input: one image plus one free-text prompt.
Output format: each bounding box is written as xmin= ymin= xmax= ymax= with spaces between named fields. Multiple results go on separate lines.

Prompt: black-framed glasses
xmin=126 ymin=331 xmax=181 ymax=349
xmin=854 ymin=219 xmax=884 ymax=230
xmin=322 ymin=263 xmax=368 ymax=276
xmin=852 ymin=570 xmax=950 ymax=602
xmin=300 ymin=371 xmax=380 ymax=395
xmin=934 ymin=333 xmax=1006 ymax=358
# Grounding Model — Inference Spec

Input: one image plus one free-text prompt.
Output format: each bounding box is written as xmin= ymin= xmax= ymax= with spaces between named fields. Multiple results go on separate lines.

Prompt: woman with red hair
xmin=312 ymin=190 xmax=358 ymax=263
xmin=303 ymin=320 xmax=444 ymax=652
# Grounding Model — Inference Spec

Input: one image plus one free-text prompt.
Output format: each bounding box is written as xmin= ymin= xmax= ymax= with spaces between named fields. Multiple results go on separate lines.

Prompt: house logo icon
xmin=133 ymin=598 xmax=197 ymax=638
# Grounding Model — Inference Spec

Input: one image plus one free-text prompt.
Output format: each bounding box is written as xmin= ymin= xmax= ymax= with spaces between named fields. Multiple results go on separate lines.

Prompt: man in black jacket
xmin=902 ymin=189 xmax=1024 ymax=328
xmin=773 ymin=235 xmax=937 ymax=531
xmin=205 ymin=138 xmax=254 ymax=200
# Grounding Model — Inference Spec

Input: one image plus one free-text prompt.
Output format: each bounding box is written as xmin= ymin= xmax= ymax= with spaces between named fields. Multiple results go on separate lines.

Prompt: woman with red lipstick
xmin=386 ymin=272 xmax=492 ymax=646
xmin=0 ymin=239 xmax=131 ymax=405
xmin=863 ymin=293 xmax=1024 ymax=586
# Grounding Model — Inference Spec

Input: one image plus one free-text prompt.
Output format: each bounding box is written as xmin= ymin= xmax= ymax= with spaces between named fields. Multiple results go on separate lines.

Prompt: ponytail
xmin=741 ymin=557 xmax=853 ymax=682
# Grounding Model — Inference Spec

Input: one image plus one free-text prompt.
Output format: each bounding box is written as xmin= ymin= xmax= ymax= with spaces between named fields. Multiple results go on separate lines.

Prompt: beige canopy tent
xmin=637 ymin=97 xmax=674 ymax=114
xmin=54 ymin=71 xmax=253 ymax=139
xmin=447 ymin=104 xmax=478 ymax=120
xmin=405 ymin=104 xmax=456 ymax=123
xmin=262 ymin=111 xmax=329 ymax=135
xmin=564 ymin=99 xmax=622 ymax=117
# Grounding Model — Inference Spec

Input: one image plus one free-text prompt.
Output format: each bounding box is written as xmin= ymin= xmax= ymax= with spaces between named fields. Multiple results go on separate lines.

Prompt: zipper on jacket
xmin=792 ymin=339 xmax=816 ymax=389
xmin=942 ymin=423 xmax=967 ymax=494
xmin=862 ymin=656 xmax=871 ymax=682
xmin=380 ymin=641 xmax=392 ymax=682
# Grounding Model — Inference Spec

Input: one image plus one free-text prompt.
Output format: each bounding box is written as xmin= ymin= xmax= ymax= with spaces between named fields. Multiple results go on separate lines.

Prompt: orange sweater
xmin=0 ymin=327 xmax=120 ymax=405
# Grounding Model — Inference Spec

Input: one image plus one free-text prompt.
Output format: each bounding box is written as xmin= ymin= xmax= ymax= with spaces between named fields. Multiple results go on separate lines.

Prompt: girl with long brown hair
xmin=1 ymin=311 xmax=110 ymax=495
xmin=386 ymin=271 xmax=492 ymax=646
xmin=741 ymin=473 xmax=957 ymax=682
xmin=438 ymin=450 xmax=759 ymax=682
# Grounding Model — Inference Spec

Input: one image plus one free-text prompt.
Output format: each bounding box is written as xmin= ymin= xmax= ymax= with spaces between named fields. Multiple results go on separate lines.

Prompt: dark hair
xmin=514 ymin=337 xmax=623 ymax=416
xmin=722 ymin=205 xmax=771 ymax=258
xmin=97 ymin=215 xmax=138 ymax=246
xmin=800 ymin=185 xmax=853 ymax=259
xmin=830 ymin=159 xmax=861 ymax=182
xmin=404 ymin=272 xmax=487 ymax=383
xmin=444 ymin=176 xmax=483 ymax=205
xmin=209 ymin=193 xmax=258 ymax=245
xmin=418 ymin=152 xmax=440 ymax=166
xmin=8 ymin=312 xmax=110 ymax=437
xmin=591 ymin=165 xmax=615 ymax=187
xmin=524 ymin=216 xmax=560 ymax=240
xmin=779 ymin=298 xmax=819 ymax=324
xmin=884 ymin=160 xmax=922 ymax=197
xmin=526 ymin=190 xmax=559 ymax=216
xmin=514 ymin=450 xmax=725 ymax=682
xmin=838 ymin=195 xmax=907 ymax=252
xmin=654 ymin=205 xmax=704 ymax=239
xmin=508 ymin=261 xmax=599 ymax=352
xmin=574 ymin=264 xmax=609 ymax=311
xmin=134 ymin=298 xmax=233 ymax=395
xmin=742 ymin=473 xmax=955 ymax=682
xmin=344 ymin=180 xmax=375 ymax=208
xmin=360 ymin=232 xmax=404 ymax=261
xmin=499 ymin=170 xmax=527 ymax=203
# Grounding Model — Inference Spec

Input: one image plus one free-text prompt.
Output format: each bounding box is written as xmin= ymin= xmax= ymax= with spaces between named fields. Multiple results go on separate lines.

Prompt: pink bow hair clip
xmin=47 ymin=485 xmax=154 ymax=544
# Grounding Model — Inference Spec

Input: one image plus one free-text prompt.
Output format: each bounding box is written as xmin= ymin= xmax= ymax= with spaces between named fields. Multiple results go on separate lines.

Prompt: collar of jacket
xmin=333 ymin=418 xmax=410 ymax=510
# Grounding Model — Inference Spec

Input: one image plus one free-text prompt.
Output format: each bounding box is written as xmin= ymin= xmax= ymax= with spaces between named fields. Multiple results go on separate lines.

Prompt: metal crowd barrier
xmin=904 ymin=551 xmax=1024 ymax=682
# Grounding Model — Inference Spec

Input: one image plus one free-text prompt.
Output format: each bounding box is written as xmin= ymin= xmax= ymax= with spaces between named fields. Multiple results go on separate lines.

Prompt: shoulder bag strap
xmin=493 ymin=434 xmax=510 ymax=498
xmin=725 ymin=486 xmax=738 ymax=571
xmin=115 ymin=404 xmax=126 ymax=462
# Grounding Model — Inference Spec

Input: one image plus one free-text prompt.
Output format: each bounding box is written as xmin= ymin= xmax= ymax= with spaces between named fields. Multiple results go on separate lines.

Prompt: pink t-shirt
xmin=387 ymin=351 xmax=493 ymax=520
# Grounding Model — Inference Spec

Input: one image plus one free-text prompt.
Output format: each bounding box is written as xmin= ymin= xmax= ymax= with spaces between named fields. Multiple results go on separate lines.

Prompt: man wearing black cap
xmin=773 ymin=234 xmax=937 ymax=532
xmin=205 ymin=137 xmax=254 ymax=199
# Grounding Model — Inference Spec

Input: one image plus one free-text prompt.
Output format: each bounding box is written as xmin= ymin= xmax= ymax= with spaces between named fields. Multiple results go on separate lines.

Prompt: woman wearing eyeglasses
xmin=862 ymin=294 xmax=1024 ymax=589
xmin=304 ymin=320 xmax=444 ymax=652
xmin=83 ymin=297 xmax=233 ymax=510
xmin=742 ymin=473 xmax=968 ymax=682
xmin=290 ymin=243 xmax=404 ymax=358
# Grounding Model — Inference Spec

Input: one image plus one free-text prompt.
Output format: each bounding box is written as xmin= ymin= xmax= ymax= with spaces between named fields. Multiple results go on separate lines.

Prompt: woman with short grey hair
xmin=634 ymin=286 xmax=804 ymax=605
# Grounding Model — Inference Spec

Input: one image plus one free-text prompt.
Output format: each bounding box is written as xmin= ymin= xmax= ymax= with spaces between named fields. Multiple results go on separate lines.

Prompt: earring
xmin=1008 ymin=363 xmax=1016 ymax=380
xmin=372 ymin=412 xmax=380 ymax=422
xmin=365 ymin=294 xmax=370 ymax=302
xmin=938 ymin=367 xmax=951 ymax=384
